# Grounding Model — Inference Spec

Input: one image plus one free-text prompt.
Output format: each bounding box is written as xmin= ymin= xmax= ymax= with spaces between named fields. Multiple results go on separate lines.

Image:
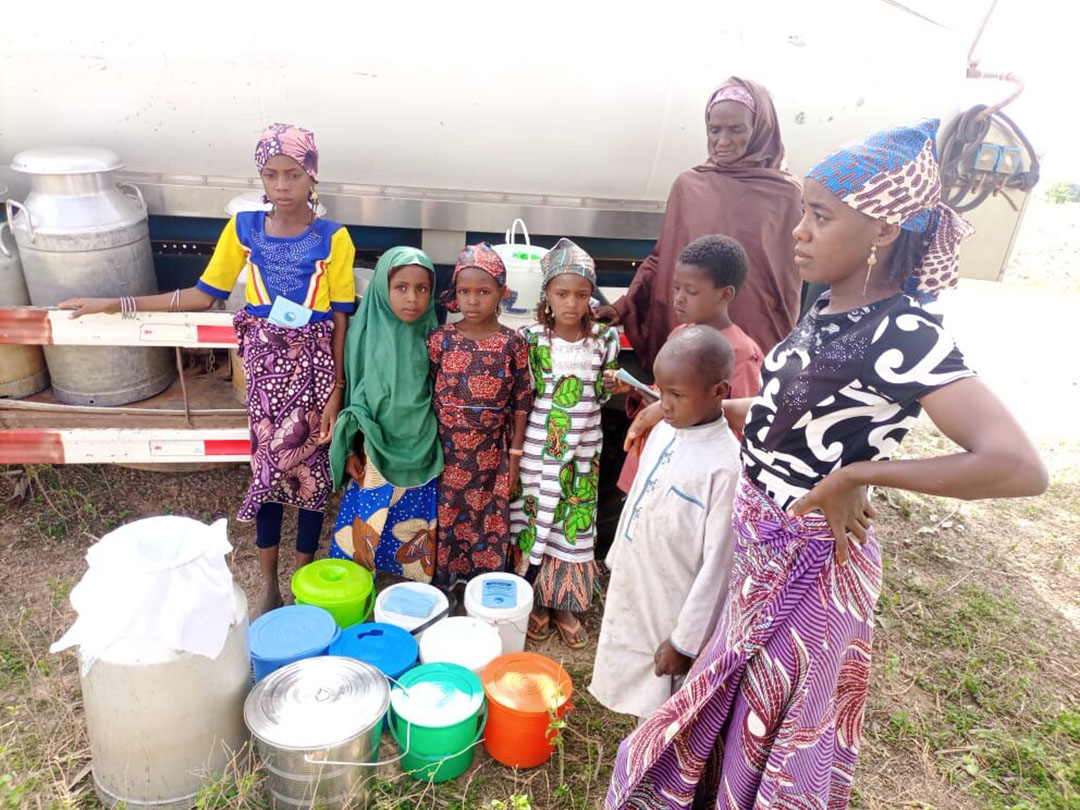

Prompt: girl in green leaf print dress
xmin=510 ymin=239 xmax=620 ymax=649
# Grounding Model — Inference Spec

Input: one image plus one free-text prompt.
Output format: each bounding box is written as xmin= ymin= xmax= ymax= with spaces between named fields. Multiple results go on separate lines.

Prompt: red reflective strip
xmin=0 ymin=307 xmax=53 ymax=345
xmin=196 ymin=325 xmax=238 ymax=345
xmin=203 ymin=439 xmax=250 ymax=456
xmin=619 ymin=333 xmax=632 ymax=349
xmin=0 ymin=430 xmax=65 ymax=464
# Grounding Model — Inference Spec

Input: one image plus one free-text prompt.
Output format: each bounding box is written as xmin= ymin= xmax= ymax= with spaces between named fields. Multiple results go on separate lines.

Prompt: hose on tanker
xmin=939 ymin=105 xmax=1040 ymax=214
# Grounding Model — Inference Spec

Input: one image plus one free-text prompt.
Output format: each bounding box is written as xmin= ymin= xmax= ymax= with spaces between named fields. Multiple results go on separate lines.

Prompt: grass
xmin=1 ymin=426 xmax=1078 ymax=809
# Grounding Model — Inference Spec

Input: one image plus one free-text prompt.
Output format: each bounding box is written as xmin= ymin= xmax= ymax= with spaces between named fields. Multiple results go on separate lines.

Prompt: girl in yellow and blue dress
xmin=60 ymin=123 xmax=356 ymax=615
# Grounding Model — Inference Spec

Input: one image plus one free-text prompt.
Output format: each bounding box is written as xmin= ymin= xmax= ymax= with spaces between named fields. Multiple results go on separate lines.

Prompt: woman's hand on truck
xmin=56 ymin=297 xmax=116 ymax=318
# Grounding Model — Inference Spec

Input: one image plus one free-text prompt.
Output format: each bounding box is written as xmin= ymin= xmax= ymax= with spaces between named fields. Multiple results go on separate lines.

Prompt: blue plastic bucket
xmin=248 ymin=604 xmax=339 ymax=683
xmin=330 ymin=622 xmax=419 ymax=682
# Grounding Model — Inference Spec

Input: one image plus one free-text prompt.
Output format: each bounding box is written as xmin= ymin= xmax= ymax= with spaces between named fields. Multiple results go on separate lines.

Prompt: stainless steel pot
xmin=245 ymin=656 xmax=395 ymax=809
xmin=6 ymin=147 xmax=173 ymax=405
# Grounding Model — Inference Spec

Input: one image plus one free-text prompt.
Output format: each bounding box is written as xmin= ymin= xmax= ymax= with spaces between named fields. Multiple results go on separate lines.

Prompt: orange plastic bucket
xmin=481 ymin=652 xmax=573 ymax=768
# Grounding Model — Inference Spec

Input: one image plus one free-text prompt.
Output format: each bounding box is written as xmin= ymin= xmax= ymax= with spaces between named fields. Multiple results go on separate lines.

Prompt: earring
xmin=863 ymin=243 xmax=878 ymax=294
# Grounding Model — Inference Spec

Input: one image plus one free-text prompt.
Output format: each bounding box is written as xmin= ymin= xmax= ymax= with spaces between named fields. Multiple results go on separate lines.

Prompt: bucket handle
xmin=407 ymin=588 xmax=455 ymax=638
xmin=4 ymin=201 xmax=33 ymax=244
xmin=388 ymin=701 xmax=489 ymax=772
xmin=116 ymin=182 xmax=147 ymax=213
xmin=302 ymin=673 xmax=415 ymax=767
xmin=0 ymin=221 xmax=11 ymax=258
xmin=303 ymin=720 xmax=412 ymax=768
xmin=504 ymin=218 xmax=530 ymax=248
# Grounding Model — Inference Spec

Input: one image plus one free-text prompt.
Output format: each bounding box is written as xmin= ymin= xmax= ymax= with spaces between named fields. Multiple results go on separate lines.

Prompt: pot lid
xmin=390 ymin=662 xmax=484 ymax=727
xmin=11 ymin=147 xmax=124 ymax=176
xmin=249 ymin=604 xmax=338 ymax=663
xmin=330 ymin=622 xmax=418 ymax=679
xmin=481 ymin=652 xmax=572 ymax=714
xmin=418 ymin=616 xmax=502 ymax=673
xmin=291 ymin=558 xmax=372 ymax=607
xmin=244 ymin=656 xmax=389 ymax=749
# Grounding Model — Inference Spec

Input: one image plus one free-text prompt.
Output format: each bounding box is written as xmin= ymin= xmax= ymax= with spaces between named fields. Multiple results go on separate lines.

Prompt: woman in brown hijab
xmin=597 ymin=77 xmax=802 ymax=371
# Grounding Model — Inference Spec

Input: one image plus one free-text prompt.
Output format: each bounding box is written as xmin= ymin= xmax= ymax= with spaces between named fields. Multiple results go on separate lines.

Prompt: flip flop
xmin=553 ymin=617 xmax=588 ymax=650
xmin=527 ymin=611 xmax=554 ymax=642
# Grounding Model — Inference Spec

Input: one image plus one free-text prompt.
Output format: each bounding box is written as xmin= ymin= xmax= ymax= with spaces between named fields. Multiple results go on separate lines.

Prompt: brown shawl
xmin=613 ymin=77 xmax=803 ymax=371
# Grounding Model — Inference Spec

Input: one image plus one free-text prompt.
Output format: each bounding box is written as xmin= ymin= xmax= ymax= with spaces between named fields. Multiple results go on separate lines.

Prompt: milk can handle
xmin=116 ymin=182 xmax=147 ymax=212
xmin=0 ymin=221 xmax=11 ymax=258
xmin=4 ymin=201 xmax=33 ymax=243
xmin=504 ymin=218 xmax=530 ymax=248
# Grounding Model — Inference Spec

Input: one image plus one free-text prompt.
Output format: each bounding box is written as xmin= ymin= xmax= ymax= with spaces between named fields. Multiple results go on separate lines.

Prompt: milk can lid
xmin=244 ymin=656 xmax=390 ymax=749
xmin=11 ymin=147 xmax=124 ymax=176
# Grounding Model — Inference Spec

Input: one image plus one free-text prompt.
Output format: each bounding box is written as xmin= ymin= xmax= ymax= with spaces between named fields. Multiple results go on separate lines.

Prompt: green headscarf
xmin=329 ymin=247 xmax=443 ymax=489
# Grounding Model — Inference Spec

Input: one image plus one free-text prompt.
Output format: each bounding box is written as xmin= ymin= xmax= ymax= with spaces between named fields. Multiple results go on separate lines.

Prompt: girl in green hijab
xmin=328 ymin=247 xmax=443 ymax=582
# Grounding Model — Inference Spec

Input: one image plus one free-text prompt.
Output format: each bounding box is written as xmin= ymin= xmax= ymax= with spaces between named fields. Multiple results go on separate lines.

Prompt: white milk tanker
xmin=0 ymin=0 xmax=1039 ymax=464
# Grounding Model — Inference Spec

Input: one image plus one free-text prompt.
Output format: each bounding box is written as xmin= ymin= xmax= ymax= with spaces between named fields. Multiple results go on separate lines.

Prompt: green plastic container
xmin=290 ymin=559 xmax=374 ymax=629
xmin=388 ymin=663 xmax=487 ymax=782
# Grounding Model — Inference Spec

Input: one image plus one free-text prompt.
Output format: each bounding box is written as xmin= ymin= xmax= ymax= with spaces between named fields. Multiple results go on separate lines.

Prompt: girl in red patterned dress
xmin=428 ymin=244 xmax=533 ymax=587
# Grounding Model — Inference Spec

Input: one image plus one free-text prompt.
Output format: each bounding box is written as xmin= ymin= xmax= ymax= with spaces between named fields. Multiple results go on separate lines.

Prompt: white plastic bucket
xmin=419 ymin=617 xmax=502 ymax=675
xmin=374 ymin=583 xmax=449 ymax=643
xmin=463 ymin=573 xmax=533 ymax=654
xmin=493 ymin=219 xmax=547 ymax=330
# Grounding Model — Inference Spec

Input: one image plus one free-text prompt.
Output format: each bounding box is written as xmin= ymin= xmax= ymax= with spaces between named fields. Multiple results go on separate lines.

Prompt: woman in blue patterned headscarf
xmin=607 ymin=120 xmax=1046 ymax=810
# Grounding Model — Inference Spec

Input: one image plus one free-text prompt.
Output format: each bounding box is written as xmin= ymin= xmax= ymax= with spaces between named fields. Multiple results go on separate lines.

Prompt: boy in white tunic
xmin=589 ymin=326 xmax=740 ymax=720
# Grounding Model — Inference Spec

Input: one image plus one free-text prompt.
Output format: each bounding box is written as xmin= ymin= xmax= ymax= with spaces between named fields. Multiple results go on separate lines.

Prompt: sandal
xmin=527 ymin=611 xmax=553 ymax=642
xmin=553 ymin=617 xmax=588 ymax=650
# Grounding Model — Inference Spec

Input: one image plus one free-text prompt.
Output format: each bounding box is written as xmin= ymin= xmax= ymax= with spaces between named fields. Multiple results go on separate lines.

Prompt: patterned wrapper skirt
xmin=329 ymin=461 xmax=438 ymax=583
xmin=606 ymin=471 xmax=883 ymax=810
xmin=516 ymin=553 xmax=597 ymax=613
xmin=234 ymin=310 xmax=336 ymax=522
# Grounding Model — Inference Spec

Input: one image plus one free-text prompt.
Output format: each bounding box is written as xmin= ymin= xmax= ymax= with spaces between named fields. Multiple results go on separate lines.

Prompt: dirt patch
xmin=1 ymin=424 xmax=1078 ymax=809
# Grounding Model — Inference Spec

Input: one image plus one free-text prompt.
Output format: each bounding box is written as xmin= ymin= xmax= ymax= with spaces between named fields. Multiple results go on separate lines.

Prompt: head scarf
xmin=706 ymin=84 xmax=756 ymax=116
xmin=329 ymin=247 xmax=443 ymax=489
xmin=440 ymin=242 xmax=506 ymax=312
xmin=807 ymin=118 xmax=974 ymax=299
xmin=541 ymin=238 xmax=596 ymax=290
xmin=254 ymin=123 xmax=319 ymax=181
xmin=700 ymin=77 xmax=787 ymax=172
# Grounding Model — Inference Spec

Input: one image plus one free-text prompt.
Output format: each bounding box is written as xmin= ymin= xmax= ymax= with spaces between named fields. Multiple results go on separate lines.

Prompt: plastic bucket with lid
xmin=464 ymin=573 xmax=533 ymax=654
xmin=244 ymin=656 xmax=394 ymax=809
xmin=330 ymin=622 xmax=418 ymax=682
xmin=373 ymin=582 xmax=449 ymax=642
xmin=419 ymin=616 xmax=502 ymax=675
xmin=291 ymin=559 xmax=374 ymax=629
xmin=482 ymin=652 xmax=573 ymax=769
xmin=249 ymin=604 xmax=340 ymax=683
xmin=388 ymin=662 xmax=487 ymax=782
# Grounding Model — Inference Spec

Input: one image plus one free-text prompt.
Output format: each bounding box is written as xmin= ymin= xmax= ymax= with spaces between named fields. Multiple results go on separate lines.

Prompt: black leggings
xmin=254 ymin=503 xmax=324 ymax=555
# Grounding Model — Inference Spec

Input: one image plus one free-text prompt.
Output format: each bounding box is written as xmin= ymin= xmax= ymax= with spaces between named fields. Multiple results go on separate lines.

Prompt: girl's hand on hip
xmin=788 ymin=467 xmax=876 ymax=565
xmin=625 ymin=400 xmax=663 ymax=451
xmin=344 ymin=452 xmax=366 ymax=486
xmin=318 ymin=391 xmax=343 ymax=444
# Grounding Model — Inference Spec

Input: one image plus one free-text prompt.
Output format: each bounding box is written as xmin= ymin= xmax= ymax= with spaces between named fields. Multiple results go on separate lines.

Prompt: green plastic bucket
xmin=388 ymin=663 xmax=487 ymax=782
xmin=291 ymin=559 xmax=374 ymax=629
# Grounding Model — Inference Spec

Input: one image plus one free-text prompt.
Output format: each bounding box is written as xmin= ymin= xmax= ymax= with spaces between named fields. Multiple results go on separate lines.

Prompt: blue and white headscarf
xmin=808 ymin=119 xmax=973 ymax=300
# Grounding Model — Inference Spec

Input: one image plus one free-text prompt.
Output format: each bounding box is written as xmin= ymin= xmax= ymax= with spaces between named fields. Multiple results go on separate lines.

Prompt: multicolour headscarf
xmin=706 ymin=83 xmax=757 ymax=117
xmin=254 ymin=123 xmax=319 ymax=181
xmin=541 ymin=238 xmax=596 ymax=290
xmin=441 ymin=242 xmax=506 ymax=312
xmin=807 ymin=118 xmax=974 ymax=299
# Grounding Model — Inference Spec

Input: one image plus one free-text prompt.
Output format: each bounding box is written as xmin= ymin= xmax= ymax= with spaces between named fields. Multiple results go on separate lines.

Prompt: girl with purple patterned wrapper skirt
xmin=59 ymin=124 xmax=356 ymax=616
xmin=607 ymin=120 xmax=1047 ymax=810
